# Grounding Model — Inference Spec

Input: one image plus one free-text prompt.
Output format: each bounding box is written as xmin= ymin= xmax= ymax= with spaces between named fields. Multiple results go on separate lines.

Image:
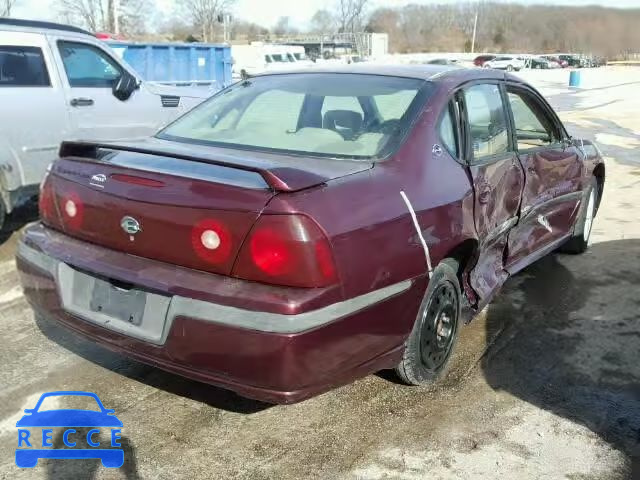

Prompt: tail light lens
xmin=59 ymin=190 xmax=84 ymax=230
xmin=38 ymin=177 xmax=56 ymax=225
xmin=233 ymin=214 xmax=337 ymax=288
xmin=191 ymin=218 xmax=233 ymax=265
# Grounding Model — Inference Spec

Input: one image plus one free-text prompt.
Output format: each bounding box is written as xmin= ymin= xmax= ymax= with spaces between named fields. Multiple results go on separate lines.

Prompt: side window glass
xmin=438 ymin=103 xmax=458 ymax=157
xmin=58 ymin=42 xmax=121 ymax=88
xmin=507 ymin=89 xmax=557 ymax=150
xmin=463 ymin=84 xmax=509 ymax=160
xmin=0 ymin=46 xmax=50 ymax=87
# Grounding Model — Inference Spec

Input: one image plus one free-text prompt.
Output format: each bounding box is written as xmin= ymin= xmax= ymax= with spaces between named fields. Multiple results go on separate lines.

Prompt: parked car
xmin=18 ymin=65 xmax=604 ymax=404
xmin=482 ymin=55 xmax=524 ymax=71
xmin=0 ymin=18 xmax=210 ymax=230
xmin=541 ymin=55 xmax=566 ymax=68
xmin=530 ymin=56 xmax=552 ymax=69
xmin=426 ymin=58 xmax=461 ymax=66
xmin=558 ymin=54 xmax=582 ymax=67
xmin=473 ymin=54 xmax=495 ymax=67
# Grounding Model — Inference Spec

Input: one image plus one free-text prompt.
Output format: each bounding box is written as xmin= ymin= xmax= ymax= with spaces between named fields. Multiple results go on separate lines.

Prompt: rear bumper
xmin=17 ymin=224 xmax=423 ymax=403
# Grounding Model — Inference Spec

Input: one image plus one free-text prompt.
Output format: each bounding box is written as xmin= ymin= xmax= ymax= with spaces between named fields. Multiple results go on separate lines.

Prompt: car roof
xmin=252 ymin=63 xmax=506 ymax=83
xmin=0 ymin=18 xmax=93 ymax=36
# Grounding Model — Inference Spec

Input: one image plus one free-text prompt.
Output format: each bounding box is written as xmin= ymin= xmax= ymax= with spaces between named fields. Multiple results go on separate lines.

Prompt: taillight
xmin=191 ymin=219 xmax=233 ymax=264
xmin=60 ymin=191 xmax=84 ymax=230
xmin=233 ymin=214 xmax=337 ymax=288
xmin=38 ymin=177 xmax=56 ymax=225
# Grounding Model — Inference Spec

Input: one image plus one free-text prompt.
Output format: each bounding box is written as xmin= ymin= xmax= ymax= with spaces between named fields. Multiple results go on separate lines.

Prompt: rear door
xmin=460 ymin=82 xmax=524 ymax=303
xmin=0 ymin=31 xmax=70 ymax=193
xmin=504 ymin=83 xmax=583 ymax=272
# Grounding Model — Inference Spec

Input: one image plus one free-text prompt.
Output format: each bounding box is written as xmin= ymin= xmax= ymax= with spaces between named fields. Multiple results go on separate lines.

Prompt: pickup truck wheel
xmin=395 ymin=259 xmax=461 ymax=386
xmin=560 ymin=177 xmax=598 ymax=254
xmin=0 ymin=200 xmax=5 ymax=232
xmin=507 ymin=65 xmax=513 ymax=72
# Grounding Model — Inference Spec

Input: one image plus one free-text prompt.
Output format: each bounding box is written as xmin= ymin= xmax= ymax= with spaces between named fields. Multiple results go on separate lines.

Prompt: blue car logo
xmin=16 ymin=391 xmax=123 ymax=468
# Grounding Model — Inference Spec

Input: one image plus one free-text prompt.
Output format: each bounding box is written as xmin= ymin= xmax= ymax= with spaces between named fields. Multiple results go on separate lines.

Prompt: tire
xmin=483 ymin=64 xmax=491 ymax=69
xmin=395 ymin=259 xmax=462 ymax=385
xmin=507 ymin=64 xmax=513 ymax=72
xmin=560 ymin=177 xmax=598 ymax=254
xmin=0 ymin=199 xmax=6 ymax=232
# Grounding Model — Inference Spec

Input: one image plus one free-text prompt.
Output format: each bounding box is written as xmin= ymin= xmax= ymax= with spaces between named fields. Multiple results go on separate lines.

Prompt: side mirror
xmin=23 ymin=409 xmax=35 ymax=414
xmin=112 ymin=70 xmax=139 ymax=101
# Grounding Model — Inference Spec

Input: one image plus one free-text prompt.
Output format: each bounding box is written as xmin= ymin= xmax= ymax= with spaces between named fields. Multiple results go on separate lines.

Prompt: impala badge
xmin=90 ymin=173 xmax=107 ymax=189
xmin=432 ymin=144 xmax=443 ymax=157
xmin=121 ymin=216 xmax=141 ymax=241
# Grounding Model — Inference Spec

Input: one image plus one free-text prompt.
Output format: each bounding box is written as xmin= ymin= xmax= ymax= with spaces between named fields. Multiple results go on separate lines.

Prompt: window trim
xmin=436 ymin=99 xmax=462 ymax=162
xmin=0 ymin=45 xmax=51 ymax=88
xmin=504 ymin=83 xmax=566 ymax=154
xmin=56 ymin=40 xmax=123 ymax=89
xmin=457 ymin=80 xmax=515 ymax=166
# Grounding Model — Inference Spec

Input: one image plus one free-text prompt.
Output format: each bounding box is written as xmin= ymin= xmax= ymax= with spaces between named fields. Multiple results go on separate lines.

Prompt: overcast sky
xmin=13 ymin=0 xmax=640 ymax=30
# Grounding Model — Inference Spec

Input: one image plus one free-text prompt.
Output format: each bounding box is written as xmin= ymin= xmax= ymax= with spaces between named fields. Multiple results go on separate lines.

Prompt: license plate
xmin=90 ymin=279 xmax=146 ymax=326
xmin=58 ymin=264 xmax=171 ymax=345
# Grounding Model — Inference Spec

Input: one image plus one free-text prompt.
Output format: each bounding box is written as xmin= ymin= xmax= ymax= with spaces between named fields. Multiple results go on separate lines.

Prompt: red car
xmin=473 ymin=54 xmax=496 ymax=67
xmin=17 ymin=66 xmax=605 ymax=403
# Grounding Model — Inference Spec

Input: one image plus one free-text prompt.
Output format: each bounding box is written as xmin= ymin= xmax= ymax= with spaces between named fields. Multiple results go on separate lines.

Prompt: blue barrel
xmin=107 ymin=42 xmax=232 ymax=91
xmin=569 ymin=70 xmax=581 ymax=87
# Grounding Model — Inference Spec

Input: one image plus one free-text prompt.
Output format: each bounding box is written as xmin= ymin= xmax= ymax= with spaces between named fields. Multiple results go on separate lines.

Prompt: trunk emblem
xmin=90 ymin=174 xmax=107 ymax=188
xmin=121 ymin=216 xmax=142 ymax=239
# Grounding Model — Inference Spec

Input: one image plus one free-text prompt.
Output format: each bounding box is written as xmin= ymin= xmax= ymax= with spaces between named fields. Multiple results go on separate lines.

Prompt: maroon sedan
xmin=17 ymin=65 xmax=604 ymax=403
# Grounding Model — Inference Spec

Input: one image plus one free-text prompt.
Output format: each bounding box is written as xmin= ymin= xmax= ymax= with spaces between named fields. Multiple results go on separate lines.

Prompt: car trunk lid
xmin=44 ymin=141 xmax=370 ymax=277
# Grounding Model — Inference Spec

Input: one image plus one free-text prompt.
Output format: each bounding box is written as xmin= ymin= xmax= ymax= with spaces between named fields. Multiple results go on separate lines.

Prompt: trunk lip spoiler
xmin=58 ymin=141 xmax=334 ymax=193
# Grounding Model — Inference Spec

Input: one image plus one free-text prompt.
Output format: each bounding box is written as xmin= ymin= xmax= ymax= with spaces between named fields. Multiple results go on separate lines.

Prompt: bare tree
xmin=1 ymin=0 xmax=19 ymax=16
xmin=177 ymin=0 xmax=235 ymax=42
xmin=57 ymin=0 xmax=150 ymax=35
xmin=336 ymin=0 xmax=368 ymax=34
xmin=309 ymin=9 xmax=337 ymax=34
xmin=273 ymin=16 xmax=298 ymax=36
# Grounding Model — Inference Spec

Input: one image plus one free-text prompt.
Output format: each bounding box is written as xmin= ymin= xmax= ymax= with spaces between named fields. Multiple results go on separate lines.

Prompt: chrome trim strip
xmin=17 ymin=242 xmax=413 ymax=336
xmin=167 ymin=280 xmax=412 ymax=335
xmin=17 ymin=241 xmax=57 ymax=275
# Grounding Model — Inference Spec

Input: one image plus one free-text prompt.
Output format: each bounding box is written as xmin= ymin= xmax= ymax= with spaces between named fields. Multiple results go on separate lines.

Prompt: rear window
xmin=0 ymin=46 xmax=50 ymax=87
xmin=159 ymin=73 xmax=429 ymax=159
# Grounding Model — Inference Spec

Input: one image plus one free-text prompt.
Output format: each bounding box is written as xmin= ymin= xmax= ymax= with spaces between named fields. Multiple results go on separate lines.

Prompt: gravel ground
xmin=0 ymin=66 xmax=638 ymax=480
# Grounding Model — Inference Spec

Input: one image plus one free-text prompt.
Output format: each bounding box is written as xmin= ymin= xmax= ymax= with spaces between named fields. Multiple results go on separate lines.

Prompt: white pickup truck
xmin=0 ymin=18 xmax=210 ymax=229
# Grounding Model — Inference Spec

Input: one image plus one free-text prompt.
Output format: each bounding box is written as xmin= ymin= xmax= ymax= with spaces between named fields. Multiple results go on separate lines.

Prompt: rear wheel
xmin=560 ymin=177 xmax=598 ymax=254
xmin=0 ymin=199 xmax=6 ymax=232
xmin=396 ymin=259 xmax=461 ymax=385
xmin=507 ymin=64 xmax=513 ymax=72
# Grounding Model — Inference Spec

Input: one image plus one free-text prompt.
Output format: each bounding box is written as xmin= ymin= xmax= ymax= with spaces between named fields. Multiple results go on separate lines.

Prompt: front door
xmin=51 ymin=37 xmax=161 ymax=141
xmin=461 ymin=83 xmax=524 ymax=304
xmin=503 ymin=84 xmax=583 ymax=272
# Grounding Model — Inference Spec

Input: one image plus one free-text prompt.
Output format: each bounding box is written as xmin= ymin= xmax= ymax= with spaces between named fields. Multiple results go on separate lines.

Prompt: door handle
xmin=70 ymin=97 xmax=94 ymax=107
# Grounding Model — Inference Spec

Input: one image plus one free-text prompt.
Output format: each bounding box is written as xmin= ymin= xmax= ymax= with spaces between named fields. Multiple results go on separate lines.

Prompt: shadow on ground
xmin=44 ymin=428 xmax=141 ymax=480
xmin=0 ymin=200 xmax=38 ymax=248
xmin=482 ymin=239 xmax=640 ymax=479
xmin=34 ymin=313 xmax=271 ymax=415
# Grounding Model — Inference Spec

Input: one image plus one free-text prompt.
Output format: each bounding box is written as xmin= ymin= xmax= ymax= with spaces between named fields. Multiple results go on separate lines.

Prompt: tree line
xmin=3 ymin=0 xmax=638 ymax=58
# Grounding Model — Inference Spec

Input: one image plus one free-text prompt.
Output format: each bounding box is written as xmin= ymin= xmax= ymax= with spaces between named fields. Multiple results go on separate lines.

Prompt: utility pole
xmin=471 ymin=11 xmax=478 ymax=54
xmin=113 ymin=0 xmax=120 ymax=36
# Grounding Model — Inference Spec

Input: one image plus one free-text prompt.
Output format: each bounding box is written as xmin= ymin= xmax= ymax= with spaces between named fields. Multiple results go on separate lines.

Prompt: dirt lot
xmin=0 ymin=66 xmax=638 ymax=480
